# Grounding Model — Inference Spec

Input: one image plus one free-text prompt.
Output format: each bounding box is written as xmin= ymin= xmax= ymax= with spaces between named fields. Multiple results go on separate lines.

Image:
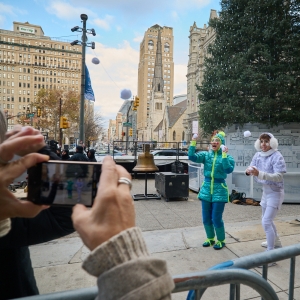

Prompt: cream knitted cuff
xmin=82 ymin=227 xmax=149 ymax=277
xmin=0 ymin=218 xmax=11 ymax=237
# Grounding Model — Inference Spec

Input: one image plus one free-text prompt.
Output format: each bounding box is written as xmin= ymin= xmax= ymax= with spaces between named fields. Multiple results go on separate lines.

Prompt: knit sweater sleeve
xmin=0 ymin=218 xmax=11 ymax=237
xmin=82 ymin=227 xmax=175 ymax=300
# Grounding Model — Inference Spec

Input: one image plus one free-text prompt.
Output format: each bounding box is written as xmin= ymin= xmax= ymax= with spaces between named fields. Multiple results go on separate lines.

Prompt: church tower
xmin=147 ymin=27 xmax=166 ymax=141
xmin=137 ymin=24 xmax=174 ymax=141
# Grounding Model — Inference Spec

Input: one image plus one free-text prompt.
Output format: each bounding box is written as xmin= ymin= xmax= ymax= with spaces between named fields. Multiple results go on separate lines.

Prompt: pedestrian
xmin=245 ymin=132 xmax=286 ymax=254
xmin=61 ymin=149 xmax=70 ymax=160
xmin=188 ymin=131 xmax=235 ymax=250
xmin=0 ymin=110 xmax=74 ymax=299
xmin=87 ymin=149 xmax=97 ymax=162
xmin=66 ymin=179 xmax=74 ymax=199
xmin=75 ymin=178 xmax=84 ymax=203
xmin=68 ymin=145 xmax=88 ymax=162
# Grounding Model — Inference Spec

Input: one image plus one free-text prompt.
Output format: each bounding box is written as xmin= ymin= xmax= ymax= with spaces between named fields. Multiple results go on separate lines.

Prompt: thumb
xmin=72 ymin=204 xmax=88 ymax=224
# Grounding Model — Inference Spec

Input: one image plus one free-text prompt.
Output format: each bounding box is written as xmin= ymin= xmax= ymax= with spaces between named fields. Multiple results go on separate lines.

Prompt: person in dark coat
xmin=0 ymin=119 xmax=74 ymax=299
xmin=61 ymin=149 xmax=70 ymax=160
xmin=68 ymin=145 xmax=89 ymax=162
xmin=87 ymin=149 xmax=97 ymax=162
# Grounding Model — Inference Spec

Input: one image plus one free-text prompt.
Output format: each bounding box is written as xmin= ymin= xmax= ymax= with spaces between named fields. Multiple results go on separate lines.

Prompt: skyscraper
xmin=0 ymin=21 xmax=82 ymax=130
xmin=137 ymin=24 xmax=174 ymax=141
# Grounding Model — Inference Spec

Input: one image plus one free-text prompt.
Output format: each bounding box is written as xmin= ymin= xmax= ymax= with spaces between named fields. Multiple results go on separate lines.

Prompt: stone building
xmin=157 ymin=98 xmax=187 ymax=146
xmin=137 ymin=24 xmax=174 ymax=141
xmin=0 ymin=21 xmax=82 ymax=131
xmin=183 ymin=9 xmax=218 ymax=144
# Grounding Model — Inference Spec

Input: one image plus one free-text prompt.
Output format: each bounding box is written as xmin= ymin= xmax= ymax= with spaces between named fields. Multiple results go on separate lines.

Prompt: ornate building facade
xmin=183 ymin=9 xmax=217 ymax=145
xmin=137 ymin=24 xmax=174 ymax=141
xmin=0 ymin=21 xmax=82 ymax=130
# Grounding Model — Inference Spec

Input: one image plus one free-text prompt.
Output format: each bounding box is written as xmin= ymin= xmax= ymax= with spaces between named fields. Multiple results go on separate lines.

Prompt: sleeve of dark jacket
xmin=83 ymin=227 xmax=175 ymax=300
xmin=0 ymin=146 xmax=74 ymax=248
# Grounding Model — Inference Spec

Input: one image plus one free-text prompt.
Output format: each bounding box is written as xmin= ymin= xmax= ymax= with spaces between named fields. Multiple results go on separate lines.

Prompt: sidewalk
xmin=16 ymin=179 xmax=300 ymax=300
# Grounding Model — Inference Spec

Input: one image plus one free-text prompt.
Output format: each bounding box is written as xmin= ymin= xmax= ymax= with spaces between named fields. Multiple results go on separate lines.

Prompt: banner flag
xmin=84 ymin=64 xmax=95 ymax=101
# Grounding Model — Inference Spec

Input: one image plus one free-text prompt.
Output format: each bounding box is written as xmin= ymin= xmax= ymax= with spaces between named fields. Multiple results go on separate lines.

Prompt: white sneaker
xmin=261 ymin=237 xmax=282 ymax=248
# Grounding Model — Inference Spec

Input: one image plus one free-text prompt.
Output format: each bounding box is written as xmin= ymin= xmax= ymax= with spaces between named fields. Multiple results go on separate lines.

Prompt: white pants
xmin=261 ymin=185 xmax=284 ymax=251
xmin=261 ymin=206 xmax=279 ymax=251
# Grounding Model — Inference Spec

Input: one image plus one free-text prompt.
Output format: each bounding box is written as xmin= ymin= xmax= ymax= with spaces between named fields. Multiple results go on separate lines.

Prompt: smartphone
xmin=27 ymin=160 xmax=101 ymax=207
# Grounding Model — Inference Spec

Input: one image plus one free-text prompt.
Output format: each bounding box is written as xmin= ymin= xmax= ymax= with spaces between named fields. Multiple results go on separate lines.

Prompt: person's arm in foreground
xmin=0 ymin=133 xmax=49 ymax=237
xmin=72 ymin=156 xmax=175 ymax=300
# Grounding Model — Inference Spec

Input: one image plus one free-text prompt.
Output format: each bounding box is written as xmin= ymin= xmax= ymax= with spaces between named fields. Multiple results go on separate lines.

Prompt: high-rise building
xmin=0 ymin=21 xmax=82 ymax=130
xmin=183 ymin=10 xmax=217 ymax=143
xmin=137 ymin=24 xmax=174 ymax=141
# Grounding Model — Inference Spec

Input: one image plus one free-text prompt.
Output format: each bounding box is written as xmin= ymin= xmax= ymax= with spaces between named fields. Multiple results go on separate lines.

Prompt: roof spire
xmin=152 ymin=26 xmax=164 ymax=93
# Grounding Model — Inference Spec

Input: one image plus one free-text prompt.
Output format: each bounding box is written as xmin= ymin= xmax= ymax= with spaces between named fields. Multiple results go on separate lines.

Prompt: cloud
xmin=86 ymin=41 xmax=139 ymax=127
xmin=133 ymin=33 xmax=143 ymax=43
xmin=0 ymin=3 xmax=27 ymax=27
xmin=46 ymin=1 xmax=96 ymax=20
xmin=174 ymin=64 xmax=187 ymax=96
xmin=171 ymin=11 xmax=179 ymax=20
xmin=93 ymin=15 xmax=114 ymax=31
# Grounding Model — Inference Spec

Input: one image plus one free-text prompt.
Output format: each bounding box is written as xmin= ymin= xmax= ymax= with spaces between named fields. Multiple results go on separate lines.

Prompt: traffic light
xmin=132 ymin=101 xmax=137 ymax=111
xmin=60 ymin=116 xmax=69 ymax=129
xmin=135 ymin=96 xmax=140 ymax=107
xmin=129 ymin=128 xmax=133 ymax=136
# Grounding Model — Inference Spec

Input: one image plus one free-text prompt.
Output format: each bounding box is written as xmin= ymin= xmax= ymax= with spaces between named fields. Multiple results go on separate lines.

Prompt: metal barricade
xmin=19 ymin=243 xmax=300 ymax=300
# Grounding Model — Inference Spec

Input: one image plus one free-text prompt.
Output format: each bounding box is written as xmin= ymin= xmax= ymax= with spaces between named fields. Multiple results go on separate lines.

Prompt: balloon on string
xmin=120 ymin=89 xmax=132 ymax=100
xmin=92 ymin=57 xmax=100 ymax=64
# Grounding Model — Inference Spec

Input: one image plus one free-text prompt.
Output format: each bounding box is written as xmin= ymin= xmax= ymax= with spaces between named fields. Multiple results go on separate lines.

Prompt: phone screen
xmin=27 ymin=160 xmax=101 ymax=207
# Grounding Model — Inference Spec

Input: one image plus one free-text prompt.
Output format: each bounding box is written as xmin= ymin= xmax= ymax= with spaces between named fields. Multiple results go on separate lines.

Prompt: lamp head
xmin=80 ymin=14 xmax=88 ymax=21
xmin=71 ymin=26 xmax=80 ymax=32
xmin=70 ymin=40 xmax=80 ymax=46
xmin=91 ymin=29 xmax=96 ymax=36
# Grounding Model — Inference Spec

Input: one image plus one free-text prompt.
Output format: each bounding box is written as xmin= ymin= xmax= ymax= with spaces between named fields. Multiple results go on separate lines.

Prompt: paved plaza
xmin=16 ymin=178 xmax=300 ymax=299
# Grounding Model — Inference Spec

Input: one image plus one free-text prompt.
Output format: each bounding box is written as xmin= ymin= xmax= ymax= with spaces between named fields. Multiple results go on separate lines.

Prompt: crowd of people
xmin=0 ymin=107 xmax=287 ymax=299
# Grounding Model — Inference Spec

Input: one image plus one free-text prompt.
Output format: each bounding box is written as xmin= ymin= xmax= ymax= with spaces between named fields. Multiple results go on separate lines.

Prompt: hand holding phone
xmin=72 ymin=156 xmax=134 ymax=251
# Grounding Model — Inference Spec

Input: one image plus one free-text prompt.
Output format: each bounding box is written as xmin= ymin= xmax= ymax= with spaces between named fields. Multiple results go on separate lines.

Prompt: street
xmin=23 ymin=179 xmax=300 ymax=299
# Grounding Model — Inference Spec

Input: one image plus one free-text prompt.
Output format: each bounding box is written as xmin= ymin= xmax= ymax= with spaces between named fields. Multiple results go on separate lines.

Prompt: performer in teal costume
xmin=188 ymin=131 xmax=235 ymax=250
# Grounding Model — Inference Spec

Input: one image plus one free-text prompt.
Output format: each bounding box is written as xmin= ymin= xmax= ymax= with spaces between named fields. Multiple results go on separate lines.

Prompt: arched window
xmin=148 ymin=40 xmax=154 ymax=50
xmin=173 ymin=130 xmax=176 ymax=141
xmin=164 ymin=43 xmax=170 ymax=52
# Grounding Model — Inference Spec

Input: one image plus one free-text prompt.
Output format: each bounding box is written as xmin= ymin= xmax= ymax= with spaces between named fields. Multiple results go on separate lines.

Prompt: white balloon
xmin=244 ymin=130 xmax=251 ymax=137
xmin=92 ymin=57 xmax=100 ymax=64
xmin=192 ymin=133 xmax=198 ymax=139
xmin=120 ymin=89 xmax=132 ymax=100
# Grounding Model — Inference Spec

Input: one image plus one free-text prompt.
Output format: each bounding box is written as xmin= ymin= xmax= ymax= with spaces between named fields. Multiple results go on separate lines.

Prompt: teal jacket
xmin=188 ymin=146 xmax=235 ymax=202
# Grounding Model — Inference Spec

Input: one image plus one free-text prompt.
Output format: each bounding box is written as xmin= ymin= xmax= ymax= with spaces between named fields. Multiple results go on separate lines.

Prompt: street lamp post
xmin=70 ymin=14 xmax=96 ymax=145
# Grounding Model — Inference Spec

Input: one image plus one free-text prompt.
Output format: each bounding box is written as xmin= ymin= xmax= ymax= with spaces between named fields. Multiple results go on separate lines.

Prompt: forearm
xmin=257 ymin=172 xmax=283 ymax=182
xmin=221 ymin=153 xmax=234 ymax=174
xmin=83 ymin=227 xmax=174 ymax=300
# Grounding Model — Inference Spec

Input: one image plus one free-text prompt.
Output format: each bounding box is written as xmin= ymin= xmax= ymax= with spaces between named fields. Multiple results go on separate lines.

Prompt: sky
xmin=0 ymin=0 xmax=221 ymax=128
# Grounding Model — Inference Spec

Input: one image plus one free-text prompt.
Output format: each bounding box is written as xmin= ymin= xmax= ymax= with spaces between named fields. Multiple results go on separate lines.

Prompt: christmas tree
xmin=198 ymin=0 xmax=300 ymax=133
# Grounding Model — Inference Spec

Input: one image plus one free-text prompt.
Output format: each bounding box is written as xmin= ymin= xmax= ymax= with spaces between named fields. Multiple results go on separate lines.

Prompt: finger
xmin=98 ymin=156 xmax=118 ymax=191
xmin=72 ymin=204 xmax=88 ymax=229
xmin=115 ymin=165 xmax=132 ymax=193
xmin=12 ymin=201 xmax=49 ymax=218
xmin=0 ymin=135 xmax=45 ymax=162
xmin=1 ymin=153 xmax=49 ymax=186
xmin=5 ymin=125 xmax=23 ymax=139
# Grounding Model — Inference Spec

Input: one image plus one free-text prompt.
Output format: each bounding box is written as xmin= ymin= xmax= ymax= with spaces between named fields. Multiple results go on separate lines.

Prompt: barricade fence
xmin=19 ymin=243 xmax=300 ymax=300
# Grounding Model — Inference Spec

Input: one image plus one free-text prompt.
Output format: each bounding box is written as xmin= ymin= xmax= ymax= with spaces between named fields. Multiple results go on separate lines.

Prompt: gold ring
xmin=118 ymin=177 xmax=132 ymax=190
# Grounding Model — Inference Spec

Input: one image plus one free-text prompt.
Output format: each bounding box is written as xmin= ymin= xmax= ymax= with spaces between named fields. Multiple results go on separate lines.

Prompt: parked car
xmin=95 ymin=150 xmax=126 ymax=157
xmin=151 ymin=149 xmax=188 ymax=156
